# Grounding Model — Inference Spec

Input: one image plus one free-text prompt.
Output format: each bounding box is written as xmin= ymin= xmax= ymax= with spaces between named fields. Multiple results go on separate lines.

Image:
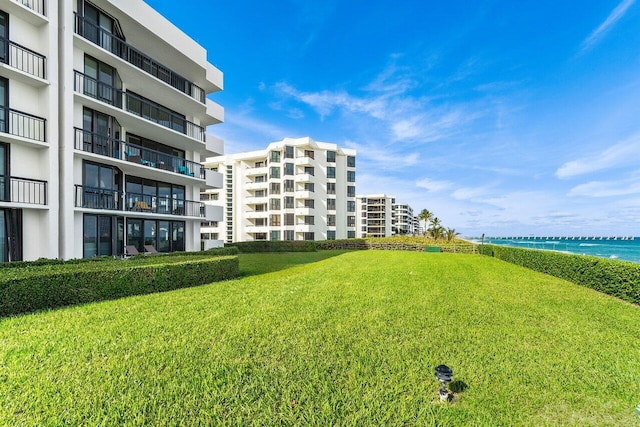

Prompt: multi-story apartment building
xmin=356 ymin=194 xmax=394 ymax=238
xmin=392 ymin=202 xmax=414 ymax=235
xmin=0 ymin=0 xmax=224 ymax=262
xmin=201 ymin=137 xmax=356 ymax=245
xmin=357 ymin=195 xmax=417 ymax=237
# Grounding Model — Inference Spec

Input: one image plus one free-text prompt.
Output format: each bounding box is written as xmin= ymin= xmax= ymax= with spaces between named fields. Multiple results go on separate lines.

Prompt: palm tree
xmin=445 ymin=228 xmax=460 ymax=242
xmin=418 ymin=209 xmax=433 ymax=236
xmin=428 ymin=217 xmax=443 ymax=241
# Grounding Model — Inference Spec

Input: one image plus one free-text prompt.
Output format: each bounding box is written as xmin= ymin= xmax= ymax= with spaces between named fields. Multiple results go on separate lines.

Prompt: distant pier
xmin=487 ymin=236 xmax=635 ymax=241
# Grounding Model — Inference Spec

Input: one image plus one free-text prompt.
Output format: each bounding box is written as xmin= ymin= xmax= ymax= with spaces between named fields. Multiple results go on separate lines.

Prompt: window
xmin=327 ymin=199 xmax=336 ymax=210
xmin=284 ymin=163 xmax=294 ymax=175
xmin=270 ymin=230 xmax=280 ymax=241
xmin=284 ymin=196 xmax=294 ymax=209
xmin=126 ymin=219 xmax=183 ymax=253
xmin=125 ymin=176 xmax=184 ymax=215
xmin=270 ymin=198 xmax=281 ymax=210
xmin=304 ymin=199 xmax=314 ymax=209
xmin=303 ymin=232 xmax=315 ymax=241
xmin=327 ymin=182 xmax=336 ymax=195
xmin=284 ymin=230 xmax=295 ymax=240
xmin=347 ymin=186 xmax=356 ymax=197
xmin=270 ymin=166 xmax=280 ymax=179
xmin=347 ymin=216 xmax=356 ymax=227
xmin=82 ymin=107 xmax=121 ymax=158
xmin=255 ymin=218 xmax=267 ymax=227
xmin=255 ymin=175 xmax=265 ymax=183
xmin=304 ymin=149 xmax=314 ymax=159
xmin=254 ymin=233 xmax=267 ymax=241
xmin=327 ymin=230 xmax=336 ymax=240
xmin=83 ymin=214 xmax=122 ymax=258
xmin=304 ymin=167 xmax=314 ymax=176
xmin=348 ymin=231 xmax=356 ymax=238
xmin=347 ymin=201 xmax=355 ymax=212
xmin=284 ymin=213 xmax=295 ymax=225
xmin=304 ymin=183 xmax=314 ymax=192
xmin=270 ymin=182 xmax=281 ymax=195
xmin=270 ymin=214 xmax=281 ymax=226
xmin=83 ymin=55 xmax=121 ymax=107
xmin=326 ymin=151 xmax=336 ymax=163
xmin=361 ymin=219 xmax=366 ymax=225
xmin=326 ymin=166 xmax=336 ymax=179
xmin=284 ymin=179 xmax=294 ymax=192
xmin=304 ymin=216 xmax=314 ymax=225
xmin=255 ymin=189 xmax=266 ymax=197
xmin=255 ymin=161 xmax=265 ymax=168
xmin=270 ymin=150 xmax=281 ymax=163
xmin=255 ymin=204 xmax=267 ymax=212
xmin=82 ymin=161 xmax=121 ymax=210
xmin=126 ymin=91 xmax=186 ymax=135
xmin=347 ymin=156 xmax=356 ymax=167
xmin=285 ymin=145 xmax=294 ymax=159
xmin=327 ymin=215 xmax=336 ymax=226
xmin=347 ymin=171 xmax=356 ymax=182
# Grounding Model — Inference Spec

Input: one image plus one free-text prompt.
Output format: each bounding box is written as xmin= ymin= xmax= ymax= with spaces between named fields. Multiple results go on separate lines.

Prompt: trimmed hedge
xmin=479 ymin=244 xmax=640 ymax=305
xmin=0 ymin=256 xmax=239 ymax=317
xmin=228 ymin=241 xmax=316 ymax=253
xmin=316 ymin=239 xmax=368 ymax=250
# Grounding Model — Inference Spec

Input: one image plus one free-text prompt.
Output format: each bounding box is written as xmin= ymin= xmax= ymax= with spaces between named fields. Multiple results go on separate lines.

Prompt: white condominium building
xmin=201 ymin=137 xmax=356 ymax=245
xmin=356 ymin=195 xmax=417 ymax=237
xmin=392 ymin=202 xmax=414 ymax=235
xmin=356 ymin=194 xmax=394 ymax=238
xmin=0 ymin=0 xmax=224 ymax=262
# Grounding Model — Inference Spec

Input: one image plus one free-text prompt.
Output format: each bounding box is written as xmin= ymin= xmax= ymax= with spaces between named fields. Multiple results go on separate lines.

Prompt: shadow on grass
xmin=238 ymin=250 xmax=353 ymax=277
xmin=450 ymin=380 xmax=468 ymax=393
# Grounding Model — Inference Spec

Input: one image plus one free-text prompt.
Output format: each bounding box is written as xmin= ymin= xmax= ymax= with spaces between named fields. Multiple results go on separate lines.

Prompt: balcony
xmin=74 ymin=14 xmax=205 ymax=104
xmin=245 ymin=196 xmax=268 ymax=205
xmin=245 ymin=166 xmax=268 ymax=176
xmin=0 ymin=106 xmax=46 ymax=143
xmin=74 ymin=185 xmax=205 ymax=217
xmin=6 ymin=0 xmax=47 ymax=26
xmin=0 ymin=175 xmax=47 ymax=205
xmin=74 ymin=71 xmax=205 ymax=142
xmin=244 ymin=181 xmax=268 ymax=190
xmin=74 ymin=128 xmax=205 ymax=178
xmin=0 ymin=37 xmax=46 ymax=81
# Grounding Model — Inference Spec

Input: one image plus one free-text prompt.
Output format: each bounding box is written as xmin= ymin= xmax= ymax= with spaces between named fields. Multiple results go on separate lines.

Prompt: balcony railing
xmin=124 ymin=191 xmax=204 ymax=217
xmin=74 ymin=185 xmax=205 ymax=217
xmin=74 ymin=185 xmax=122 ymax=210
xmin=1 ymin=37 xmax=46 ymax=79
xmin=13 ymin=0 xmax=45 ymax=16
xmin=0 ymin=175 xmax=47 ymax=205
xmin=74 ymin=128 xmax=206 ymax=178
xmin=0 ymin=106 xmax=46 ymax=142
xmin=74 ymin=71 xmax=205 ymax=141
xmin=74 ymin=14 xmax=205 ymax=103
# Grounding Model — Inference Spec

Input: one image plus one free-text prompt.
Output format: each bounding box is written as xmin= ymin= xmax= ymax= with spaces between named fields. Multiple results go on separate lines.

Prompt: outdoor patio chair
xmin=144 ymin=245 xmax=159 ymax=255
xmin=124 ymin=245 xmax=139 ymax=256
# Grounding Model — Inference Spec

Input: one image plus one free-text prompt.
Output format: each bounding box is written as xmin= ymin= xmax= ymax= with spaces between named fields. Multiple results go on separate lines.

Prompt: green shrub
xmin=0 ymin=256 xmax=239 ymax=317
xmin=228 ymin=241 xmax=316 ymax=253
xmin=481 ymin=244 xmax=640 ymax=305
xmin=315 ymin=239 xmax=368 ymax=250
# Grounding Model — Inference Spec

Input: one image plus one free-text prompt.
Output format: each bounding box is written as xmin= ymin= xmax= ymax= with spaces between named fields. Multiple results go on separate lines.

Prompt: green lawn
xmin=1 ymin=251 xmax=639 ymax=425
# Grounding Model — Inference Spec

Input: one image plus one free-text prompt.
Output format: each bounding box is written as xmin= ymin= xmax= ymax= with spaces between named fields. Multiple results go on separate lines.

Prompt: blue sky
xmin=146 ymin=0 xmax=640 ymax=237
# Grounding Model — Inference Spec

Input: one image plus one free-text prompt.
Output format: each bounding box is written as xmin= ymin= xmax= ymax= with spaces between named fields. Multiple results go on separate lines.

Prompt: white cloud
xmin=579 ymin=0 xmax=636 ymax=53
xmin=568 ymin=177 xmax=640 ymax=197
xmin=556 ymin=133 xmax=640 ymax=178
xmin=416 ymin=178 xmax=453 ymax=192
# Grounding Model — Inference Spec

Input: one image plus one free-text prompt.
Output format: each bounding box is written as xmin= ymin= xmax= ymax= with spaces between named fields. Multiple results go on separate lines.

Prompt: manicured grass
xmin=1 ymin=251 xmax=639 ymax=425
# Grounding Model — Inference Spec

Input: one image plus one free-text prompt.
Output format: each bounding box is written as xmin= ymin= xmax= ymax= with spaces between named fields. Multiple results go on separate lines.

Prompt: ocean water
xmin=467 ymin=237 xmax=640 ymax=264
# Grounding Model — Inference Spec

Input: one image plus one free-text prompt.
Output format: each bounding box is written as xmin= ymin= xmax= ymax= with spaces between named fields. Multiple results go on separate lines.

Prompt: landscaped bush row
xmin=228 ymin=241 xmax=316 ymax=253
xmin=0 ymin=256 xmax=239 ymax=317
xmin=479 ymin=244 xmax=640 ymax=305
xmin=315 ymin=239 xmax=368 ymax=250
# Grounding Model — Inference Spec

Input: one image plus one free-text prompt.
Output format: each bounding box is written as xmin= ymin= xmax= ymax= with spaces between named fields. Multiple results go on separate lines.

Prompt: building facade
xmin=392 ymin=202 xmax=414 ymax=235
xmin=201 ymin=137 xmax=356 ymax=245
xmin=0 ymin=0 xmax=224 ymax=261
xmin=356 ymin=194 xmax=417 ymax=238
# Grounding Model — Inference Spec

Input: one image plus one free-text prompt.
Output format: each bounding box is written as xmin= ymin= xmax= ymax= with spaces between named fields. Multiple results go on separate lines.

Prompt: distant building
xmin=1 ymin=0 xmax=224 ymax=261
xmin=356 ymin=195 xmax=417 ymax=237
xmin=201 ymin=137 xmax=356 ymax=245
xmin=392 ymin=202 xmax=414 ymax=235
